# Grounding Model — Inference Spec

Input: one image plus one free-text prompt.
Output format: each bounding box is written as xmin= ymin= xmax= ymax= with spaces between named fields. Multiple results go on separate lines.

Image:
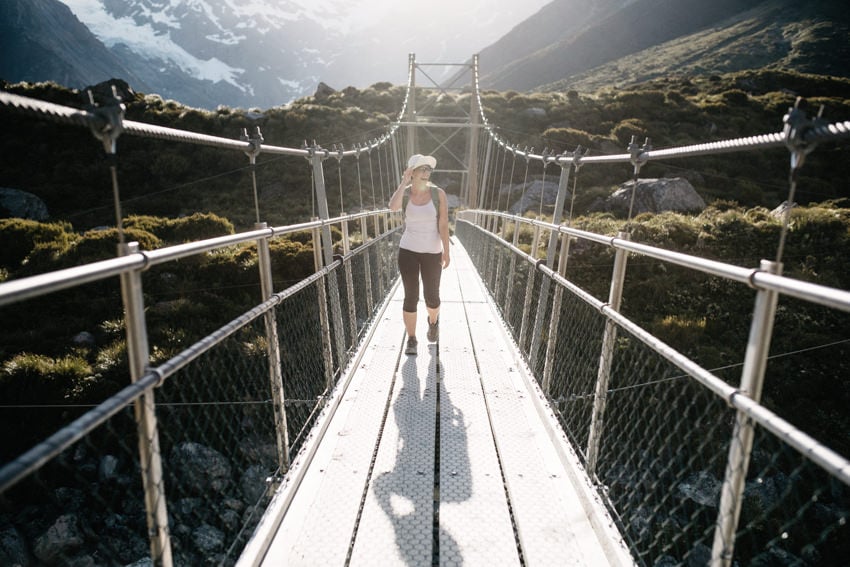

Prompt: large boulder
xmin=507 ymin=179 xmax=564 ymax=215
xmin=313 ymin=82 xmax=336 ymax=100
xmin=594 ymin=177 xmax=706 ymax=216
xmin=169 ymin=442 xmax=231 ymax=495
xmin=84 ymin=78 xmax=136 ymax=105
xmin=33 ymin=514 xmax=84 ymax=563
xmin=0 ymin=188 xmax=49 ymax=220
xmin=0 ymin=524 xmax=29 ymax=566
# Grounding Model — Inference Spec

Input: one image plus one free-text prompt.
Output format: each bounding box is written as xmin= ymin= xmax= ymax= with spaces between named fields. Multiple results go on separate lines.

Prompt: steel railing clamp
xmin=149 ymin=366 xmax=167 ymax=388
xmin=726 ymin=388 xmax=746 ymax=409
xmin=241 ymin=126 xmax=264 ymax=163
xmin=628 ymin=136 xmax=651 ymax=177
xmin=137 ymin=250 xmax=153 ymax=272
xmin=571 ymin=146 xmax=584 ymax=173
xmin=303 ymin=140 xmax=329 ymax=162
xmin=84 ymin=86 xmax=125 ymax=156
xmin=535 ymin=257 xmax=547 ymax=272
xmin=783 ymin=97 xmax=826 ymax=172
xmin=746 ymin=265 xmax=763 ymax=290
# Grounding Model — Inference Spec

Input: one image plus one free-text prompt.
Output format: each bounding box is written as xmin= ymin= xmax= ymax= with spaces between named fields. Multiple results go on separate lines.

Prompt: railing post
xmin=375 ymin=211 xmax=388 ymax=294
xmin=711 ymin=259 xmax=783 ymax=566
xmin=119 ymin=242 xmax=173 ymax=567
xmin=494 ymin=215 xmax=509 ymax=303
xmin=504 ymin=217 xmax=522 ymax=325
xmin=530 ymin=161 xmax=572 ymax=367
xmin=310 ymin=147 xmax=346 ymax=383
xmin=518 ymin=219 xmax=542 ymax=351
xmin=255 ymin=223 xmax=290 ymax=473
xmin=360 ymin=215 xmax=374 ymax=314
xmin=542 ymin=232 xmax=571 ymax=394
xmin=341 ymin=213 xmax=358 ymax=343
xmin=478 ymin=136 xmax=493 ymax=209
xmin=467 ymin=58 xmax=481 ymax=207
xmin=586 ymin=232 xmax=630 ymax=475
xmin=311 ymin=220 xmax=335 ymax=391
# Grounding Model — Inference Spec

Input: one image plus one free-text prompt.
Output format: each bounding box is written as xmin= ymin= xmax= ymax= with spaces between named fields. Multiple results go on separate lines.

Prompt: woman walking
xmin=388 ymin=154 xmax=450 ymax=355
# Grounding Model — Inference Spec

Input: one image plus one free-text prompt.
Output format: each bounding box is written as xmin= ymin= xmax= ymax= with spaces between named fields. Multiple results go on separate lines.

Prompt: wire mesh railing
xmin=455 ymin=213 xmax=850 ymax=567
xmin=0 ymin=217 xmax=401 ymax=566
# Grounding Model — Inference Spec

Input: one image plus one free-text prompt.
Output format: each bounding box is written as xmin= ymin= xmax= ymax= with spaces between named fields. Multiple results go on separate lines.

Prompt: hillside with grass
xmin=478 ymin=0 xmax=850 ymax=94
xmin=1 ymin=68 xmax=850 ymax=463
xmin=2 ymin=70 xmax=850 ymax=232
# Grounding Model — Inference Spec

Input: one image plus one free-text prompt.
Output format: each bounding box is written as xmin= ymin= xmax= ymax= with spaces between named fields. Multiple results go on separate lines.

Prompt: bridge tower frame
xmin=397 ymin=53 xmax=482 ymax=207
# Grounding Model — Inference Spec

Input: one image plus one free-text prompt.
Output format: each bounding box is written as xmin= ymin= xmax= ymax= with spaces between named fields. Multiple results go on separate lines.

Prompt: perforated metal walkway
xmin=238 ymin=238 xmax=635 ymax=566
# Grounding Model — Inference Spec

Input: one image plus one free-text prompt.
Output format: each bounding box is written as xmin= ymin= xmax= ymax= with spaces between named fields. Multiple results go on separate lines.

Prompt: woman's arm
xmin=388 ymin=167 xmax=414 ymax=211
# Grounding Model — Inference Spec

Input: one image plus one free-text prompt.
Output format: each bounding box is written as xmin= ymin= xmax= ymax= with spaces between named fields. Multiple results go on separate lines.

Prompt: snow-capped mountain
xmin=42 ymin=0 xmax=549 ymax=109
xmin=60 ymin=0 xmax=359 ymax=108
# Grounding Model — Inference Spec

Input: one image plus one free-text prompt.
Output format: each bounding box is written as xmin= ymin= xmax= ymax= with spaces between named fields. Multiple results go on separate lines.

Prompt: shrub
xmin=269 ymin=238 xmax=315 ymax=285
xmin=0 ymin=218 xmax=75 ymax=269
xmin=125 ymin=213 xmax=234 ymax=244
xmin=22 ymin=227 xmax=161 ymax=274
xmin=169 ymin=213 xmax=235 ymax=242
xmin=0 ymin=353 xmax=93 ymax=403
xmin=611 ymin=118 xmax=649 ymax=145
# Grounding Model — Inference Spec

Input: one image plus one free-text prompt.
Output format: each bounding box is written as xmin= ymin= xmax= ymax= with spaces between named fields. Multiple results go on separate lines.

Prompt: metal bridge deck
xmin=240 ymin=238 xmax=633 ymax=566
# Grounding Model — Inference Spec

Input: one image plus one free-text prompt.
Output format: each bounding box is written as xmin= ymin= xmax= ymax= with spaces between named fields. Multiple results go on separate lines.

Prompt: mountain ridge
xmin=477 ymin=0 xmax=849 ymax=94
xmin=2 ymin=0 xmax=848 ymax=110
xmin=0 ymin=0 xmax=150 ymax=93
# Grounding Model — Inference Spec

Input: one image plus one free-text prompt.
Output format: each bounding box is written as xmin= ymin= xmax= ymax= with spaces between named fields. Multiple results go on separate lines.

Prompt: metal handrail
xmin=461 ymin=210 xmax=850 ymax=313
xmin=0 ymin=209 xmax=391 ymax=307
xmin=458 ymin=217 xmax=850 ymax=488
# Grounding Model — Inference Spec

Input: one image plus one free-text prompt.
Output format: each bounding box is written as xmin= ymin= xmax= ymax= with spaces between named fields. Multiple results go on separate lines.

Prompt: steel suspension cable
xmin=376 ymin=143 xmax=386 ymax=206
xmin=490 ymin=143 xmax=501 ymax=212
xmin=567 ymin=155 xmax=583 ymax=225
xmin=537 ymin=154 xmax=549 ymax=218
xmin=355 ymin=148 xmax=365 ymax=212
xmin=494 ymin=142 xmax=507 ymax=211
xmin=505 ymin=148 xmax=518 ymax=213
xmin=334 ymin=145 xmax=345 ymax=214
xmin=519 ymin=148 xmax=532 ymax=215
xmin=367 ymin=147 xmax=378 ymax=209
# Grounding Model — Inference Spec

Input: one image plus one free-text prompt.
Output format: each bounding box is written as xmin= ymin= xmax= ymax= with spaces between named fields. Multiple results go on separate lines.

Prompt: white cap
xmin=407 ymin=154 xmax=437 ymax=169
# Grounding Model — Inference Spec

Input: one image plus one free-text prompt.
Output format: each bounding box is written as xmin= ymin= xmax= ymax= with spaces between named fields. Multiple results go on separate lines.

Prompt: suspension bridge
xmin=1 ymin=54 xmax=850 ymax=566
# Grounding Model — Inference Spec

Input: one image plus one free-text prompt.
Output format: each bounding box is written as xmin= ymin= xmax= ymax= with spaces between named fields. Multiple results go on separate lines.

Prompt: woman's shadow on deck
xmin=372 ymin=344 xmax=471 ymax=565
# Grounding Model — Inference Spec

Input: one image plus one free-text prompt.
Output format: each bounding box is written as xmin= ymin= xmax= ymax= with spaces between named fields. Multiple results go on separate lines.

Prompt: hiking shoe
xmin=427 ymin=318 xmax=439 ymax=342
xmin=405 ymin=336 xmax=418 ymax=355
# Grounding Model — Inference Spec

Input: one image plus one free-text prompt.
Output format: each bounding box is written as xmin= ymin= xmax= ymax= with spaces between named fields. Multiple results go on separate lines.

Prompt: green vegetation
xmin=1 ymin=69 xmax=849 ymax=461
xmin=3 ymin=70 xmax=849 ymax=231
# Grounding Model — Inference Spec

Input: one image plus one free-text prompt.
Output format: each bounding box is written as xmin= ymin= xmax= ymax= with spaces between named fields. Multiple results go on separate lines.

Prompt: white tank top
xmin=399 ymin=199 xmax=442 ymax=254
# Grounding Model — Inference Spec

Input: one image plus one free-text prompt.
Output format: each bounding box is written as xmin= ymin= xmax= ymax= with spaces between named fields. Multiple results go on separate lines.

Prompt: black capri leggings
xmin=398 ymin=248 xmax=442 ymax=313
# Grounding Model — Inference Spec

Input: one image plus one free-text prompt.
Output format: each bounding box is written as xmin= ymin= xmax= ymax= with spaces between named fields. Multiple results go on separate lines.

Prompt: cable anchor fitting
xmin=241 ymin=126 xmax=263 ymax=160
xmin=783 ymin=97 xmax=826 ymax=172
xmin=84 ymin=85 xmax=125 ymax=156
xmin=628 ymin=136 xmax=651 ymax=177
xmin=571 ymin=145 xmax=586 ymax=172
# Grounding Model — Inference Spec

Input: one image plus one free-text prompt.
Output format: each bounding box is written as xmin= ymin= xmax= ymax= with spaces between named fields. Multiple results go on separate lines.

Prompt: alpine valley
xmin=1 ymin=0 xmax=848 ymax=109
